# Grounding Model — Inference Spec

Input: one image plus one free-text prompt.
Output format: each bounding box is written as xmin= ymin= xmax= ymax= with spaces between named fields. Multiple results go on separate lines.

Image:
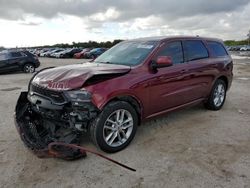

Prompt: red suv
xmin=15 ymin=36 xmax=233 ymax=156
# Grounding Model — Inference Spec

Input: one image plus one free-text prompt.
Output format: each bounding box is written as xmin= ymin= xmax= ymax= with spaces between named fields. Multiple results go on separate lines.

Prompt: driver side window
xmin=155 ymin=41 xmax=184 ymax=64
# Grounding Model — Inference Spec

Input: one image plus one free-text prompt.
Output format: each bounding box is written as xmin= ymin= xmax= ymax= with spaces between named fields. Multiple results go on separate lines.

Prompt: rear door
xmin=8 ymin=52 xmax=26 ymax=70
xmin=182 ymin=40 xmax=213 ymax=100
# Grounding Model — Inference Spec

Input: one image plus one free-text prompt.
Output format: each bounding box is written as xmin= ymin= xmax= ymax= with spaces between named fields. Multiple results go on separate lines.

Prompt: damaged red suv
xmin=15 ymin=36 xmax=233 ymax=156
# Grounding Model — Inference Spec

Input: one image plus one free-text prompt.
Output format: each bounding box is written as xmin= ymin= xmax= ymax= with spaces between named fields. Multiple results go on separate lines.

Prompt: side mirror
xmin=156 ymin=56 xmax=173 ymax=67
xmin=151 ymin=56 xmax=173 ymax=70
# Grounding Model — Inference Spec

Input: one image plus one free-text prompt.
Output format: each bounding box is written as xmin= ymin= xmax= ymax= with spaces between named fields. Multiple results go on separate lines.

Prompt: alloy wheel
xmin=103 ymin=109 xmax=134 ymax=147
xmin=213 ymin=83 xmax=225 ymax=107
xmin=24 ymin=64 xmax=35 ymax=73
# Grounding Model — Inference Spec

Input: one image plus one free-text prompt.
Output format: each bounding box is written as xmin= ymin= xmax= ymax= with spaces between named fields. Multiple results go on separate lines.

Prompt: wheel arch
xmin=100 ymin=95 xmax=143 ymax=125
xmin=217 ymin=75 xmax=228 ymax=90
xmin=22 ymin=62 xmax=35 ymax=73
xmin=22 ymin=62 xmax=34 ymax=67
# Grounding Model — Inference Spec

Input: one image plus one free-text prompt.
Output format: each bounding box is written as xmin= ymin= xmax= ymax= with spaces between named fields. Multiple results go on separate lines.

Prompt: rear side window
xmin=10 ymin=52 xmax=23 ymax=58
xmin=183 ymin=40 xmax=208 ymax=61
xmin=207 ymin=41 xmax=228 ymax=57
xmin=23 ymin=51 xmax=34 ymax=57
xmin=155 ymin=41 xmax=184 ymax=64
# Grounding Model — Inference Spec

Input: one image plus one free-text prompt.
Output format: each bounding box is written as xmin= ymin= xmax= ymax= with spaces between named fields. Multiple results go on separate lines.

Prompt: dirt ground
xmin=0 ymin=56 xmax=250 ymax=188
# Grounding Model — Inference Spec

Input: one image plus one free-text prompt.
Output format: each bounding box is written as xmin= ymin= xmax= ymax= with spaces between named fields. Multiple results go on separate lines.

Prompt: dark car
xmin=84 ymin=48 xmax=107 ymax=59
xmin=15 ymin=36 xmax=233 ymax=158
xmin=59 ymin=48 xmax=82 ymax=58
xmin=0 ymin=50 xmax=40 ymax=73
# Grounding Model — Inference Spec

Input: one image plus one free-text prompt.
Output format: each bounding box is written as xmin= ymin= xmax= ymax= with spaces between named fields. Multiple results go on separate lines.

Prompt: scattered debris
xmin=49 ymin=142 xmax=136 ymax=171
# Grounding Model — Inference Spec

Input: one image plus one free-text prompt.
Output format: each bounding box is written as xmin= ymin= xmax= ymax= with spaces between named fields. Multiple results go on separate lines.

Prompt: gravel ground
xmin=0 ymin=57 xmax=250 ymax=188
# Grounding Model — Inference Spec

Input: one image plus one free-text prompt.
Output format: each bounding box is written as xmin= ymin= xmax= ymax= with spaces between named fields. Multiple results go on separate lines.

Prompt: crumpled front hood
xmin=32 ymin=63 xmax=131 ymax=90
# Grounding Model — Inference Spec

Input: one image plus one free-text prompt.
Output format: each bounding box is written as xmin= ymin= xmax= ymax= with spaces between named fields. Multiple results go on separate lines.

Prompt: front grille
xmin=30 ymin=84 xmax=66 ymax=103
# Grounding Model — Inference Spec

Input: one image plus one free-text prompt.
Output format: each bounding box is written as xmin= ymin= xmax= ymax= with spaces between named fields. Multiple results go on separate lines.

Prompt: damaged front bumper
xmin=14 ymin=91 xmax=98 ymax=160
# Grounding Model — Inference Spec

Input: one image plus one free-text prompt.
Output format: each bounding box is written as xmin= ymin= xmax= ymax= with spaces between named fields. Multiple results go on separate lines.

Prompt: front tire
xmin=205 ymin=79 xmax=227 ymax=110
xmin=90 ymin=101 xmax=138 ymax=153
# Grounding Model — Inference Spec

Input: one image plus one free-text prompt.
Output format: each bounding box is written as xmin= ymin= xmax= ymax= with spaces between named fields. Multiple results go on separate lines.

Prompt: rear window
xmin=207 ymin=41 xmax=228 ymax=57
xmin=183 ymin=40 xmax=209 ymax=61
xmin=23 ymin=51 xmax=35 ymax=57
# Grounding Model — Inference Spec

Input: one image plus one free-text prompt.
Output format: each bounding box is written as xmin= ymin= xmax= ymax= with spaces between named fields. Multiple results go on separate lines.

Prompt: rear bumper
xmin=34 ymin=60 xmax=40 ymax=68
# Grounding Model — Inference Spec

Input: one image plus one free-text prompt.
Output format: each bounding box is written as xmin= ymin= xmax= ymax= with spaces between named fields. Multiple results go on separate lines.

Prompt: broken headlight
xmin=65 ymin=90 xmax=92 ymax=104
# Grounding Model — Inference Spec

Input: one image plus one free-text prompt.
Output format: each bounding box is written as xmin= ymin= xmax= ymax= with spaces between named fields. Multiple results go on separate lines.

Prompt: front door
xmin=147 ymin=41 xmax=193 ymax=116
xmin=182 ymin=40 xmax=212 ymax=100
xmin=7 ymin=52 xmax=25 ymax=70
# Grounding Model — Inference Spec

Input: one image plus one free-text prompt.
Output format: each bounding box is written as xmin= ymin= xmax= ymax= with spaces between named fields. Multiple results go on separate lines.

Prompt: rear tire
xmin=23 ymin=63 xmax=35 ymax=73
xmin=205 ymin=79 xmax=226 ymax=110
xmin=90 ymin=101 xmax=138 ymax=153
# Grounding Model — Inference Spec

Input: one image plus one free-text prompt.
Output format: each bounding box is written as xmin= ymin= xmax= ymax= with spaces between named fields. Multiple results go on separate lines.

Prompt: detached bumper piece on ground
xmin=14 ymin=92 xmax=136 ymax=172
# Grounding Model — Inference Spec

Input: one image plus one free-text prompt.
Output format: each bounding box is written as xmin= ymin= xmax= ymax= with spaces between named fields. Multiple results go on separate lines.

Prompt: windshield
xmin=94 ymin=41 xmax=159 ymax=66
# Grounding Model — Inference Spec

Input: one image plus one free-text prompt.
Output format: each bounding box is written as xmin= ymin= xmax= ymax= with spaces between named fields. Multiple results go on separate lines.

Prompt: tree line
xmin=33 ymin=39 xmax=124 ymax=49
xmin=224 ymin=39 xmax=249 ymax=46
xmin=1 ymin=37 xmax=249 ymax=50
xmin=225 ymin=30 xmax=250 ymax=46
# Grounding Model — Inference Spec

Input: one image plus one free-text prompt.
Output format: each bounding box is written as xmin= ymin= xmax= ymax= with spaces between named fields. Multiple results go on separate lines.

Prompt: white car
xmin=53 ymin=49 xmax=70 ymax=58
xmin=240 ymin=46 xmax=250 ymax=51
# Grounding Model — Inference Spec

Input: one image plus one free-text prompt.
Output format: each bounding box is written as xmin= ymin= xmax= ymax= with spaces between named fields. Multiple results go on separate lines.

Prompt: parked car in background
xmin=59 ymin=48 xmax=82 ymax=58
xmin=84 ymin=48 xmax=107 ymax=59
xmin=49 ymin=49 xmax=63 ymax=58
xmin=53 ymin=49 xmax=69 ymax=58
xmin=240 ymin=46 xmax=250 ymax=51
xmin=46 ymin=49 xmax=64 ymax=57
xmin=74 ymin=48 xmax=92 ymax=59
xmin=231 ymin=46 xmax=243 ymax=51
xmin=36 ymin=48 xmax=49 ymax=57
xmin=0 ymin=50 xmax=40 ymax=73
xmin=40 ymin=48 xmax=55 ymax=57
xmin=15 ymin=36 xmax=233 ymax=155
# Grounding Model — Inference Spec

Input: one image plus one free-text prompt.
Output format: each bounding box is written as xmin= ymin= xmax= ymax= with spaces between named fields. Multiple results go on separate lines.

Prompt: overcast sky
xmin=0 ymin=0 xmax=250 ymax=47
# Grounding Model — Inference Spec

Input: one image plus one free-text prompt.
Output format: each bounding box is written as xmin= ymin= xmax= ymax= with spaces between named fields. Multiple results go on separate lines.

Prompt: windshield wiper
xmin=94 ymin=61 xmax=131 ymax=67
xmin=95 ymin=61 xmax=113 ymax=64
